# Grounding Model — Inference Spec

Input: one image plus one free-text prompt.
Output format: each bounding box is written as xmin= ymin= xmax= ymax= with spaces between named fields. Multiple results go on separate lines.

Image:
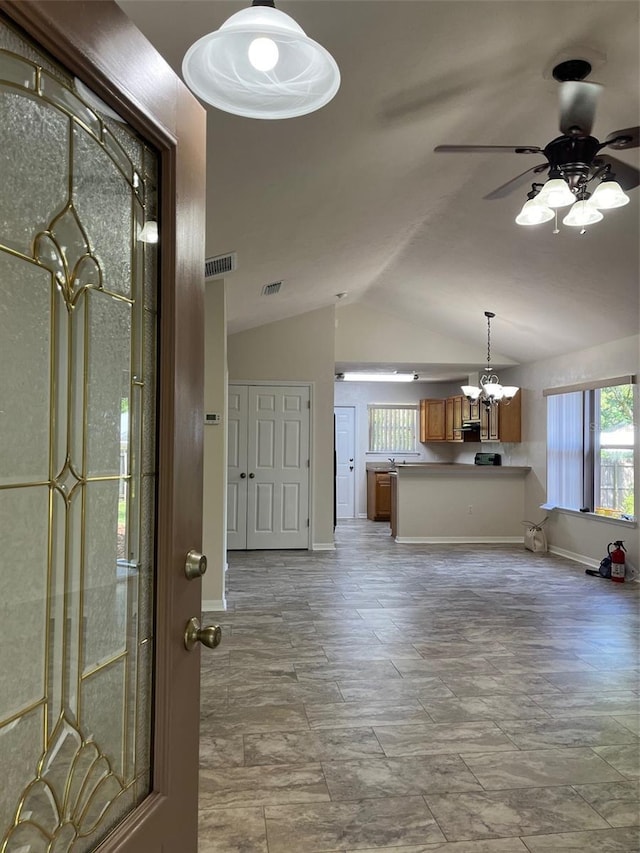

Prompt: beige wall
xmin=500 ymin=334 xmax=639 ymax=573
xmin=202 ymin=279 xmax=227 ymax=608
xmin=227 ymin=306 xmax=336 ymax=549
xmin=336 ymin=302 xmax=516 ymax=367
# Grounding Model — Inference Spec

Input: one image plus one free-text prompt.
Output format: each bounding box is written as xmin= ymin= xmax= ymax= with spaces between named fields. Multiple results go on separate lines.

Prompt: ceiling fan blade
xmin=603 ymin=126 xmax=640 ymax=150
xmin=483 ymin=163 xmax=549 ymax=200
xmin=434 ymin=145 xmax=542 ymax=154
xmin=596 ymin=155 xmax=640 ymax=190
xmin=558 ymin=80 xmax=602 ymax=136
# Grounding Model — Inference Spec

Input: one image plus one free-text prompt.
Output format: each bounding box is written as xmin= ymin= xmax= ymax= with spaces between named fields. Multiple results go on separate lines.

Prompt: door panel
xmin=334 ymin=407 xmax=356 ymax=518
xmin=0 ymin=2 xmax=207 ymax=851
xmin=228 ymin=385 xmax=310 ymax=549
xmin=226 ymin=386 xmax=248 ymax=549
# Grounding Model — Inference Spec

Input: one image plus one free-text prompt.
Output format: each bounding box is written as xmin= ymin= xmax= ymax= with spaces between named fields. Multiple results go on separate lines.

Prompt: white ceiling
xmin=118 ymin=0 xmax=639 ymax=373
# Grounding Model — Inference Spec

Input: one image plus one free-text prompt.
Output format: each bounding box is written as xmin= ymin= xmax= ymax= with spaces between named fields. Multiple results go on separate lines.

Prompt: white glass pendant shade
xmin=589 ymin=179 xmax=630 ymax=210
xmin=562 ymin=200 xmax=604 ymax=227
xmin=515 ymin=198 xmax=554 ymax=225
xmin=484 ymin=382 xmax=504 ymax=400
xmin=461 ymin=385 xmax=482 ymax=400
xmin=501 ymin=386 xmax=519 ymax=400
xmin=537 ymin=178 xmax=575 ymax=208
xmin=182 ymin=5 xmax=340 ymax=119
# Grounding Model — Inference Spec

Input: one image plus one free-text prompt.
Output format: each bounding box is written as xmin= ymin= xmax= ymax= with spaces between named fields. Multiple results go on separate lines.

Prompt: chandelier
xmin=182 ymin=0 xmax=340 ymax=120
xmin=515 ymin=163 xmax=630 ymax=234
xmin=461 ymin=312 xmax=519 ymax=408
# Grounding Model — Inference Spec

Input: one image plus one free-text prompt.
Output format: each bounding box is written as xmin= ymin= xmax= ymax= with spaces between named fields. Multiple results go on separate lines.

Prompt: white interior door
xmin=335 ymin=406 xmax=356 ymax=518
xmin=226 ymin=386 xmax=248 ymax=549
xmin=246 ymin=386 xmax=310 ymax=549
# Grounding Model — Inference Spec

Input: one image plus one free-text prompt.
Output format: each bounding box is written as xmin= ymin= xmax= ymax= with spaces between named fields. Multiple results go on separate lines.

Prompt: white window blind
xmin=368 ymin=405 xmax=417 ymax=453
xmin=546 ymin=391 xmax=584 ymax=510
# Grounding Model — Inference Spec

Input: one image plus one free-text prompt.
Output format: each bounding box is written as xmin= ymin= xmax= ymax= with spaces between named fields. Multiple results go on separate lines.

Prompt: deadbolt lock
xmin=185 ymin=549 xmax=207 ymax=580
xmin=184 ymin=617 xmax=222 ymax=651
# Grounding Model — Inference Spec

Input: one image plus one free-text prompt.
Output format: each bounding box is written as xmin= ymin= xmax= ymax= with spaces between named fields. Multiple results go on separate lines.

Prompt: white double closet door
xmin=227 ymin=384 xmax=311 ymax=549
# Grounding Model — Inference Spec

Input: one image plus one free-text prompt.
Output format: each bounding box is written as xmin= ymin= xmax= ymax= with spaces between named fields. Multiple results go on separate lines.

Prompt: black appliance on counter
xmin=474 ymin=452 xmax=501 ymax=466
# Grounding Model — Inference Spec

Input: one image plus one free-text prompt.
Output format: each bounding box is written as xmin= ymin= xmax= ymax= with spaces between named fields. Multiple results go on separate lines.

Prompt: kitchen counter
xmin=390 ymin=463 xmax=531 ymax=475
xmin=389 ymin=464 xmax=531 ymax=542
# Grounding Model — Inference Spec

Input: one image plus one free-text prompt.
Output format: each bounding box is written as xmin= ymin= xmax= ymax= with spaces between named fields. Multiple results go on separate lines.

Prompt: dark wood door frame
xmin=0 ymin=2 xmax=207 ymax=849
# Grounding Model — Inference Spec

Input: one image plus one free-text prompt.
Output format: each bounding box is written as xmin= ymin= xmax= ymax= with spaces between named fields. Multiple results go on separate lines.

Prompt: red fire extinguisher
xmin=608 ymin=540 xmax=626 ymax=583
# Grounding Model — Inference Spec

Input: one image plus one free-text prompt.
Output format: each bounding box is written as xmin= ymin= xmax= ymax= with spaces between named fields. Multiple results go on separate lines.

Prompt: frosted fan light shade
xmin=461 ymin=385 xmax=482 ymax=400
xmin=537 ymin=178 xmax=575 ymax=208
xmin=515 ymin=198 xmax=554 ymax=225
xmin=182 ymin=5 xmax=340 ymax=119
xmin=562 ymin=200 xmax=604 ymax=227
xmin=590 ymin=179 xmax=630 ymax=209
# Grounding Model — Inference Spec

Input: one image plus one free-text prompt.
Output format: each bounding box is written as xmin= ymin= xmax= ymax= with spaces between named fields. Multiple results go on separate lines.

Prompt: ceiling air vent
xmin=204 ymin=252 xmax=237 ymax=279
xmin=261 ymin=281 xmax=282 ymax=296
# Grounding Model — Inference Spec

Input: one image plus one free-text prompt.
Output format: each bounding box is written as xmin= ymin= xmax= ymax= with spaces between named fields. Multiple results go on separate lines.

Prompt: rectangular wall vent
xmin=205 ymin=252 xmax=237 ymax=279
xmin=262 ymin=281 xmax=282 ymax=296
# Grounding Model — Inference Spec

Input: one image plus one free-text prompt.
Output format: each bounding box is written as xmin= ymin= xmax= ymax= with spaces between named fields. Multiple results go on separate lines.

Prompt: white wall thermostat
xmin=204 ymin=413 xmax=221 ymax=425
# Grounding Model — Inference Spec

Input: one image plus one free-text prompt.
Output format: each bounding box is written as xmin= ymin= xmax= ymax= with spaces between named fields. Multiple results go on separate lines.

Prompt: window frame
xmin=544 ymin=377 xmax=636 ymax=522
xmin=367 ymin=404 xmax=418 ymax=454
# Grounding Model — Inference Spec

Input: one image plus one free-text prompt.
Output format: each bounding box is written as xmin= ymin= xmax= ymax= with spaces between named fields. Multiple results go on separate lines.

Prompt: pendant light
xmin=461 ymin=312 xmax=518 ymax=408
xmin=182 ymin=0 xmax=340 ymax=120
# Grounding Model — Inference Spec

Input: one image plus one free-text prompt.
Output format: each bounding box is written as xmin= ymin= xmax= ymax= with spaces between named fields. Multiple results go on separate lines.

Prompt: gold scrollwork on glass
xmin=1 ymin=713 xmax=126 ymax=852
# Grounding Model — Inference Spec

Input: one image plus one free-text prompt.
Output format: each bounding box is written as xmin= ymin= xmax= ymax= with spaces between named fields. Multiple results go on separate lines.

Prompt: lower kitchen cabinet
xmin=367 ymin=470 xmax=391 ymax=521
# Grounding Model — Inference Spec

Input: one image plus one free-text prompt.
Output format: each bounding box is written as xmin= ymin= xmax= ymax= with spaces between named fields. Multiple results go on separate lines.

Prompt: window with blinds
xmin=368 ymin=405 xmax=417 ymax=453
xmin=545 ymin=379 xmax=635 ymax=520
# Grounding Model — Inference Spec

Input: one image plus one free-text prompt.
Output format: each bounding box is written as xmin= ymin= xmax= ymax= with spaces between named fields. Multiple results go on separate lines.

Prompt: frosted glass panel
xmin=73 ymin=124 xmax=132 ymax=297
xmin=81 ymin=659 xmax=126 ymax=776
xmin=85 ymin=291 xmax=131 ymax=477
xmin=0 ymin=88 xmax=68 ymax=254
xmin=0 ymin=19 xmax=158 ymax=852
xmin=83 ymin=481 xmax=127 ymax=668
xmin=0 ymin=488 xmax=48 ymax=718
xmin=0 ymin=253 xmax=51 ymax=484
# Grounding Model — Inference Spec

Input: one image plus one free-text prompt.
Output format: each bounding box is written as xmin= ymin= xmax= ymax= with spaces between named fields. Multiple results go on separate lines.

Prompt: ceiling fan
xmin=434 ymin=59 xmax=640 ymax=203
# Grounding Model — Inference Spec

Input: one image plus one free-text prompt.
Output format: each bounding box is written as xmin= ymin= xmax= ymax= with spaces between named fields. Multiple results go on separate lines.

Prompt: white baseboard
xmin=548 ymin=545 xmax=600 ymax=569
xmin=394 ymin=536 xmax=525 ymax=544
xmin=549 ymin=545 xmax=639 ymax=582
xmin=312 ymin=542 xmax=336 ymax=551
xmin=202 ymin=598 xmax=227 ymax=611
xmin=357 ymin=513 xmax=368 ymax=519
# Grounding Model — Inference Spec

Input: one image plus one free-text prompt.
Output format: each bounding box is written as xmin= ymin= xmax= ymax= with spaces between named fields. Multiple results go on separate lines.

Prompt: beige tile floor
xmin=199 ymin=519 xmax=640 ymax=853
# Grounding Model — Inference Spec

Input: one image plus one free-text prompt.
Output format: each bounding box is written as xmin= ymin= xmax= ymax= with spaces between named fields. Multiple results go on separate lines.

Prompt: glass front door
xmin=0 ymin=17 xmax=158 ymax=851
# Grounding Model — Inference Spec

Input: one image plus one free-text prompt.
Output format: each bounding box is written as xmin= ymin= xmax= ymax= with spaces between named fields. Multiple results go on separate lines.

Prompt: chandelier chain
xmin=486 ymin=313 xmax=491 ymax=369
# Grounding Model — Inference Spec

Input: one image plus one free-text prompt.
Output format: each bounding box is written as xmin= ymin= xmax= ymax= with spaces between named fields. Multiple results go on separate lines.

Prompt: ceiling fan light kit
xmin=462 ymin=312 xmax=519 ymax=409
xmin=435 ymin=58 xmax=638 ymax=235
xmin=181 ymin=0 xmax=340 ymax=119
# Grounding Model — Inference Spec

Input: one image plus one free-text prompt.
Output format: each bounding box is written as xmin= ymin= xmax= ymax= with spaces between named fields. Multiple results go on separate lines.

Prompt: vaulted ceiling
xmin=118 ymin=0 xmax=639 ymax=372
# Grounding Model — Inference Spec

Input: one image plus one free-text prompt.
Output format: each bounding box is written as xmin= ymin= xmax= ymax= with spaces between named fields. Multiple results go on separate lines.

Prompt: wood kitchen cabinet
xmin=446 ymin=395 xmax=464 ymax=442
xmin=419 ymin=399 xmax=446 ymax=441
xmin=367 ymin=470 xmax=391 ymax=521
xmin=420 ymin=392 xmax=521 ymax=443
xmin=480 ymin=390 xmax=522 ymax=442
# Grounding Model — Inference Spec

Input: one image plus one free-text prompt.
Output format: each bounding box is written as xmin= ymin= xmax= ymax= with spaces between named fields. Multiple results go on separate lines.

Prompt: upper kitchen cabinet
xmin=421 ymin=391 xmax=521 ymax=443
xmin=420 ymin=398 xmax=447 ymax=442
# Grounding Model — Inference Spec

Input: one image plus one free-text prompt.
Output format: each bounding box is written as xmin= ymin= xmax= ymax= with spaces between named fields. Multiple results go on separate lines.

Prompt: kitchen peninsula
xmin=389 ymin=463 xmax=531 ymax=542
